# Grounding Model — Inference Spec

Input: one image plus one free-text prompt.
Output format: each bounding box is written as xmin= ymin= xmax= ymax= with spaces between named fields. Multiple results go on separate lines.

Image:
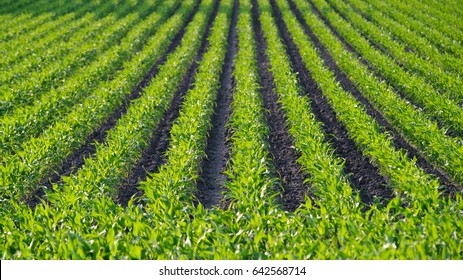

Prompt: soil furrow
xmin=196 ymin=0 xmax=238 ymax=210
xmin=117 ymin=0 xmax=221 ymax=206
xmin=270 ymin=0 xmax=394 ymax=206
xmin=251 ymin=0 xmax=310 ymax=212
xmin=298 ymin=0 xmax=462 ymax=197
xmin=28 ymin=1 xmax=202 ymax=209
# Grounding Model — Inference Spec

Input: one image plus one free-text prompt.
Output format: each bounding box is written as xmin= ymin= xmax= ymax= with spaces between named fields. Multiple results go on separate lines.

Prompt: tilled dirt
xmin=28 ymin=0 xmax=202 ymax=209
xmin=26 ymin=0 xmax=460 ymax=211
xmin=271 ymin=0 xmax=394 ymax=206
xmin=304 ymin=0 xmax=462 ymax=197
xmin=196 ymin=0 xmax=238 ymax=210
xmin=117 ymin=0 xmax=221 ymax=206
xmin=252 ymin=0 xmax=311 ymax=212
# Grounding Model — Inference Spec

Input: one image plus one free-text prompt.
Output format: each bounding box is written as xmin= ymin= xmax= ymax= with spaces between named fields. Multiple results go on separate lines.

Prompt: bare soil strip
xmin=117 ymin=0 xmax=221 ymax=206
xmin=251 ymin=0 xmax=310 ymax=212
xmin=196 ymin=0 xmax=239 ymax=210
xmin=28 ymin=1 xmax=201 ymax=209
xmin=270 ymin=0 xmax=394 ymax=206
xmin=302 ymin=0 xmax=462 ymax=197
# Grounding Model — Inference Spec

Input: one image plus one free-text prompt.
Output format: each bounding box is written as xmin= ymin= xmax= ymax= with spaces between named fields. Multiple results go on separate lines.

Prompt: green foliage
xmin=292 ymin=0 xmax=463 ymax=184
xmin=326 ymin=0 xmax=463 ymax=103
xmin=1 ymin=0 xmax=462 ymax=260
xmin=319 ymin=0 xmax=463 ymax=137
xmin=0 ymin=0 xmax=175 ymax=155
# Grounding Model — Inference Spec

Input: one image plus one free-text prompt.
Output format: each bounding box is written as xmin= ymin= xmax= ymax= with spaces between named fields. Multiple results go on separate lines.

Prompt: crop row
xmin=1 ymin=0 xmax=75 ymax=40
xmin=380 ymin=0 xmax=463 ymax=45
xmin=1 ymin=0 xmax=117 ymax=71
xmin=324 ymin=0 xmax=463 ymax=104
xmin=255 ymin=0 xmax=461 ymax=259
xmin=1 ymin=0 xmax=226 ymax=258
xmin=0 ymin=0 xmax=197 ymax=203
xmin=1 ymin=13 xmax=51 ymax=41
xmin=1 ymin=0 xmax=89 ymax=19
xmin=264 ymin=0 xmax=463 ymax=258
xmin=279 ymin=0 xmax=419 ymax=206
xmin=312 ymin=0 xmax=463 ymax=137
xmin=0 ymin=0 xmax=177 ymax=156
xmin=2 ymin=13 xmax=118 ymax=113
xmin=361 ymin=0 xmax=462 ymax=58
xmin=0 ymin=2 xmax=152 ymax=116
xmin=1 ymin=1 xmax=92 ymax=51
xmin=1 ymin=0 xmax=462 ymax=259
xmin=259 ymin=0 xmax=354 ymax=208
xmin=291 ymin=0 xmax=463 ymax=184
xmin=344 ymin=0 xmax=462 ymax=76
xmin=48 ymin=0 xmax=216 ymax=208
xmin=404 ymin=0 xmax=463 ymax=30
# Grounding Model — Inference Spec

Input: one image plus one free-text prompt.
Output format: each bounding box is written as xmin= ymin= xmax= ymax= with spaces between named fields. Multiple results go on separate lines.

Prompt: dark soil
xmin=196 ymin=0 xmax=238 ymax=210
xmin=116 ymin=61 xmax=197 ymax=206
xmin=303 ymin=0 xmax=462 ymax=197
xmin=271 ymin=0 xmax=395 ymax=206
xmin=251 ymin=0 xmax=311 ymax=212
xmin=27 ymin=0 xmax=202 ymax=209
xmin=25 ymin=0 xmax=459 ymax=211
xmin=117 ymin=0 xmax=221 ymax=206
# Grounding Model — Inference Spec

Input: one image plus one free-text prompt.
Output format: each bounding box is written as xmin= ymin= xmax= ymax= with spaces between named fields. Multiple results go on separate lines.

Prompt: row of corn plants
xmin=362 ymin=0 xmax=463 ymax=52
xmin=140 ymin=1 xmax=283 ymax=258
xmin=116 ymin=0 xmax=291 ymax=259
xmin=0 ymin=0 xmax=198 ymax=205
xmin=140 ymin=0 xmax=233 ymax=213
xmin=408 ymin=0 xmax=463 ymax=27
xmin=0 ymin=10 xmax=33 ymax=27
xmin=270 ymin=0 xmax=463 ymax=259
xmin=123 ymin=0 xmax=235 ymax=258
xmin=371 ymin=0 xmax=463 ymax=44
xmin=43 ymin=0 xmax=215 ymax=209
xmin=0 ymin=1 xmax=94 ymax=57
xmin=195 ymin=0 xmax=463 ymax=258
xmin=3 ymin=0 xmax=91 ymax=17
xmin=1 ymin=11 xmax=76 ymax=58
xmin=253 ymin=0 xmax=368 ymax=258
xmin=311 ymin=0 xmax=463 ymax=137
xmin=1 ymin=13 xmax=50 ymax=41
xmin=380 ymin=0 xmax=463 ymax=45
xmin=0 ymin=4 xmax=145 ymax=115
xmin=279 ymin=0 xmax=439 ymax=209
xmin=254 ymin=0 xmax=384 ymax=259
xmin=1 ymin=0 xmax=462 ymax=260
xmin=196 ymin=0 xmax=296 ymax=259
xmin=2 ymin=0 xmax=139 ymax=60
xmin=324 ymin=0 xmax=463 ymax=104
xmin=0 ymin=0 xmax=35 ymax=14
xmin=1 ymin=0 xmax=117 ymax=71
xmin=1 ymin=9 xmax=115 ymax=97
xmin=2 ymin=13 xmax=94 ymax=74
xmin=0 ymin=0 xmax=181 ymax=157
xmin=344 ymin=0 xmax=462 ymax=76
xmin=225 ymin=0 xmax=279 ymax=212
xmin=361 ymin=0 xmax=462 ymax=58
xmin=0 ymin=0 xmax=221 ymax=259
xmin=258 ymin=0 xmax=355 ymax=210
xmin=0 ymin=0 xmax=114 ymax=67
xmin=0 ymin=0 xmax=87 ymax=41
xmin=291 ymin=0 xmax=463 ymax=185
